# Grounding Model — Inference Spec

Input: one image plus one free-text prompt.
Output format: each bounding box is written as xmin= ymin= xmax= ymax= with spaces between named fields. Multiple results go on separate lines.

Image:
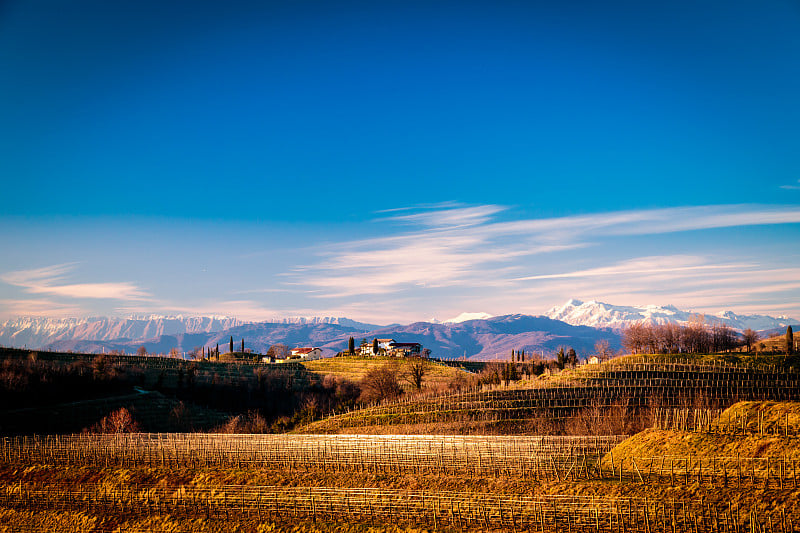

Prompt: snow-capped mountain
xmin=545 ymin=299 xmax=797 ymax=331
xmin=0 ymin=315 xmax=384 ymax=350
xmin=269 ymin=316 xmax=383 ymax=330
xmin=0 ymin=315 xmax=245 ymax=349
xmin=43 ymin=314 xmax=620 ymax=361
xmin=444 ymin=312 xmax=494 ymax=324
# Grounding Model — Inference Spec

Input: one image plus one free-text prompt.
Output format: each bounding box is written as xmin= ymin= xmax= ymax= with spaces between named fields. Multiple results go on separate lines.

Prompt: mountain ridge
xmin=3 ymin=302 xmax=795 ymax=360
xmin=545 ymin=299 xmax=796 ymax=331
xmin=0 ymin=315 xmax=382 ymax=349
xmin=34 ymin=314 xmax=621 ymax=362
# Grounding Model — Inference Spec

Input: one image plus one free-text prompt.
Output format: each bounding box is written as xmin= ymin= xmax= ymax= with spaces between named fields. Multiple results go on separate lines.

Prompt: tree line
xmin=622 ymin=315 xmax=751 ymax=355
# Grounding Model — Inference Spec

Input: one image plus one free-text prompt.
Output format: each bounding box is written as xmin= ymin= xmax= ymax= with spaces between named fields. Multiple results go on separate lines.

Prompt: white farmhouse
xmin=290 ymin=347 xmax=323 ymax=360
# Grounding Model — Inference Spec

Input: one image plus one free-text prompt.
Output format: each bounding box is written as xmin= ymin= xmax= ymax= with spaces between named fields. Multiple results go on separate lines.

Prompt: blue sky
xmin=1 ymin=0 xmax=799 ymax=323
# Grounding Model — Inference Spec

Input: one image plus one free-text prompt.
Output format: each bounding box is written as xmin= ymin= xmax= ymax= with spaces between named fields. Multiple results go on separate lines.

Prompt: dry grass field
xmin=3 ymin=352 xmax=800 ymax=531
xmin=300 ymin=356 xmax=471 ymax=391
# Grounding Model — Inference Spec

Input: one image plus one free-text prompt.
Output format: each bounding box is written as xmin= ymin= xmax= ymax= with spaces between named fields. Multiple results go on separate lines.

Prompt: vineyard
xmin=2 ymin=354 xmax=800 ymax=531
xmin=301 ymin=362 xmax=800 ymax=433
xmin=2 ymin=483 xmax=796 ymax=532
xmin=3 ymin=432 xmax=799 ymax=487
xmin=0 ymin=434 xmax=622 ymax=476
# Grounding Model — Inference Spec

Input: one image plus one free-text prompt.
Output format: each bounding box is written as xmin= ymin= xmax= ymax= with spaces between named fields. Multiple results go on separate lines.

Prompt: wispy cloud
xmin=385 ymin=204 xmax=506 ymax=228
xmin=0 ymin=298 xmax=85 ymax=319
xmin=373 ymin=201 xmax=462 ymax=214
xmin=510 ymin=256 xmax=800 ymax=317
xmin=1 ymin=263 xmax=150 ymax=301
xmin=291 ymin=203 xmax=800 ymax=300
xmin=780 ymin=179 xmax=800 ymax=190
xmin=513 ymin=256 xmax=754 ymax=281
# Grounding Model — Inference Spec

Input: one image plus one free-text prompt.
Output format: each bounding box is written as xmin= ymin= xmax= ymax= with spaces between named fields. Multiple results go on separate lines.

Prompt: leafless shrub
xmin=360 ymin=364 xmax=402 ymax=403
xmin=87 ymin=407 xmax=141 ymax=433
xmin=216 ymin=410 xmax=270 ymax=433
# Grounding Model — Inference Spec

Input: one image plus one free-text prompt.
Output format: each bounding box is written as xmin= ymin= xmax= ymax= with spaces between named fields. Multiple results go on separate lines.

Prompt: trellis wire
xmin=1 ymin=433 xmax=620 ymax=477
xmin=2 ymin=482 xmax=796 ymax=532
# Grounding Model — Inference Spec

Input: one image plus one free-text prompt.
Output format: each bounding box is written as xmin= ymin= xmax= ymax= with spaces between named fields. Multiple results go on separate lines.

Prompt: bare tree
xmin=266 ymin=344 xmax=290 ymax=360
xmin=594 ymin=340 xmax=611 ymax=361
xmin=659 ymin=323 xmax=682 ymax=354
xmin=743 ymin=329 xmax=759 ymax=353
xmin=404 ymin=357 xmax=428 ymax=390
xmin=136 ymin=345 xmax=147 ymax=356
xmin=622 ymin=323 xmax=647 ymax=354
xmin=684 ymin=314 xmax=710 ymax=353
xmin=360 ymin=364 xmax=402 ymax=402
xmin=711 ymin=322 xmax=736 ymax=353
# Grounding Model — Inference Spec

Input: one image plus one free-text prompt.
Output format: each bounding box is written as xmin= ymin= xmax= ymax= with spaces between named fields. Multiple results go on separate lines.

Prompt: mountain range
xmin=25 ymin=315 xmax=620 ymax=361
xmin=0 ymin=315 xmax=382 ymax=350
xmin=544 ymin=299 xmax=797 ymax=331
xmin=1 ymin=301 xmax=795 ymax=361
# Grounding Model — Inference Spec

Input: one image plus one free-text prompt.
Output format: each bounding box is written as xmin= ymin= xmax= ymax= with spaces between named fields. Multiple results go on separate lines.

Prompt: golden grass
xmin=603 ymin=401 xmax=800 ymax=466
xmin=301 ymin=356 xmax=469 ymax=391
xmin=0 ymin=508 xmax=446 ymax=533
xmin=3 ymin=462 xmax=798 ymax=526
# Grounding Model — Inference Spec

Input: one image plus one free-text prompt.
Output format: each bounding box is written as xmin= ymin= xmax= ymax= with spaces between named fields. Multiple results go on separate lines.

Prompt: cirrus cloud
xmin=1 ymin=263 xmax=150 ymax=301
xmin=292 ymin=203 xmax=800 ymax=300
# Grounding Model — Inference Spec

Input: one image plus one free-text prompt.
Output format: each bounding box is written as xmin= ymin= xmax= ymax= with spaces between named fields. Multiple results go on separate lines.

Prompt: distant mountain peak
xmin=545 ymin=299 xmax=797 ymax=331
xmin=444 ymin=312 xmax=494 ymax=323
xmin=268 ymin=316 xmax=383 ymax=330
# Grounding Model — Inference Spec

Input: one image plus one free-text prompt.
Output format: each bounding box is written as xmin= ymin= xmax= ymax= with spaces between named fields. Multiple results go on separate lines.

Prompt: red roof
xmin=292 ymin=347 xmax=316 ymax=354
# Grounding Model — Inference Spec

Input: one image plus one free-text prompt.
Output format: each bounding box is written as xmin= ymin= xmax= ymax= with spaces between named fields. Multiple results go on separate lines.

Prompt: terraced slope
xmin=299 ymin=362 xmax=800 ymax=434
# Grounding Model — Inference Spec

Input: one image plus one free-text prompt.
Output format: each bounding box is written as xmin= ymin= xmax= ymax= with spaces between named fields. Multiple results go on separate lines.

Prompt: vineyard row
xmin=1 ymin=482 xmax=795 ymax=532
xmin=4 ymin=434 xmax=800 ymax=487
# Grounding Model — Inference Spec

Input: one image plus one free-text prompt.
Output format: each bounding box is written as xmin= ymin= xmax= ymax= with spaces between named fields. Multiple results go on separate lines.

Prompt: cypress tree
xmin=567 ymin=347 xmax=578 ymax=366
xmin=229 ymin=336 xmax=234 ymax=353
xmin=348 ymin=337 xmax=355 ymax=355
xmin=372 ymin=338 xmax=379 ymax=355
xmin=788 ymin=326 xmax=794 ymax=355
xmin=241 ymin=338 xmax=244 ymax=353
xmin=215 ymin=343 xmax=219 ymax=361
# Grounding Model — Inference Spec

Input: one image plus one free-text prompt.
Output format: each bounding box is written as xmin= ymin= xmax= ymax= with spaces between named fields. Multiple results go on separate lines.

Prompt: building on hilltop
xmin=377 ymin=338 xmax=395 ymax=350
xmin=357 ymin=338 xmax=425 ymax=357
xmin=387 ymin=342 xmax=422 ymax=357
xmin=289 ymin=347 xmax=322 ymax=360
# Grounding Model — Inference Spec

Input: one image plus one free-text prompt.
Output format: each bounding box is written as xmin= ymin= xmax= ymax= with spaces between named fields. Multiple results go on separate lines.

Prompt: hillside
xmin=3 ymin=350 xmax=800 ymax=530
xmin=301 ymin=356 xmax=470 ymax=392
xmin=602 ymin=400 xmax=800 ymax=471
